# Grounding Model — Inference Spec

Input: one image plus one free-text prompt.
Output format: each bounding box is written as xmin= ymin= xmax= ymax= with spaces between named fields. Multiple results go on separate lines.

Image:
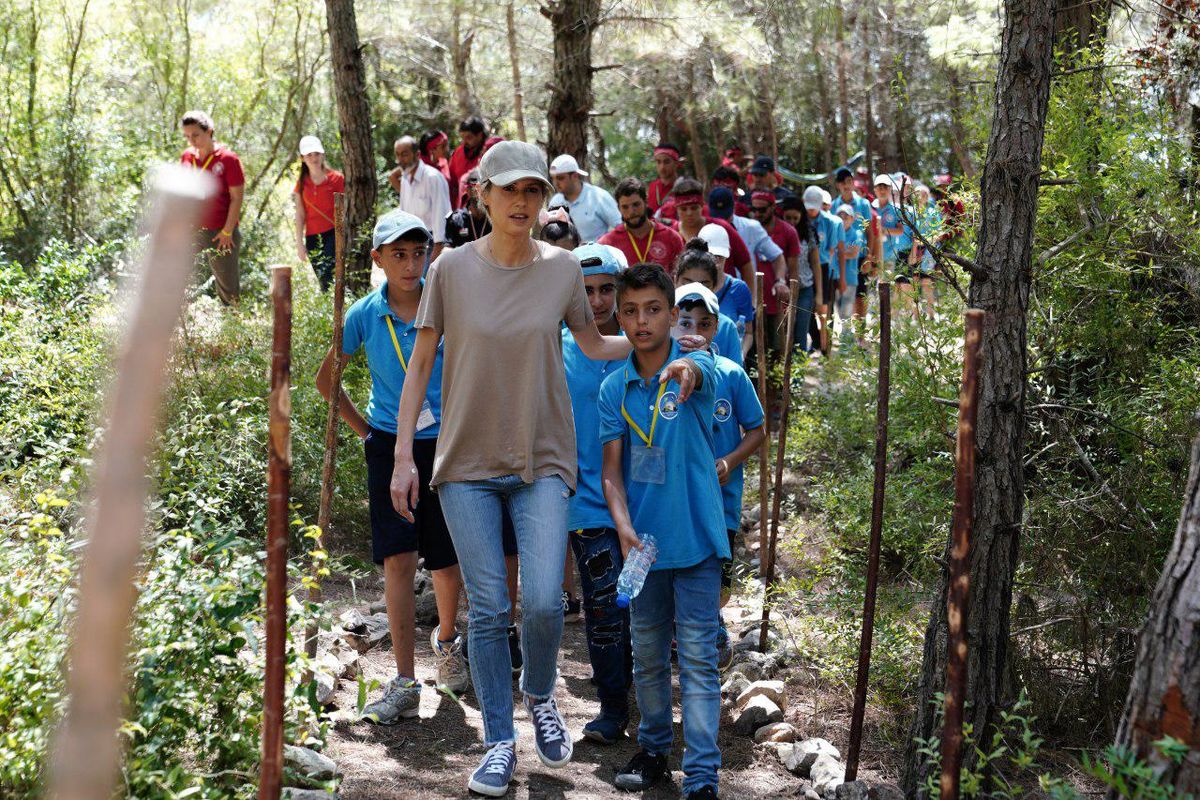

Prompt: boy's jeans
xmin=630 ymin=554 xmax=722 ymax=792
xmin=438 ymin=474 xmax=569 ymax=744
xmin=570 ymin=527 xmax=633 ymax=713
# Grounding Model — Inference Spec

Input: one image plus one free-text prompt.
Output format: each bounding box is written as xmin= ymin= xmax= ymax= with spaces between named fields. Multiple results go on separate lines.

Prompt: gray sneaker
xmin=525 ymin=695 xmax=573 ymax=767
xmin=468 ymin=741 xmax=516 ymax=797
xmin=361 ymin=675 xmax=420 ymax=724
xmin=430 ymin=624 xmax=470 ymax=695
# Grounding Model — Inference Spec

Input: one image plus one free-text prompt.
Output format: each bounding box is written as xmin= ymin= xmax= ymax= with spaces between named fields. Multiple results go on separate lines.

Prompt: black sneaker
xmin=614 ymin=749 xmax=668 ymax=791
xmin=685 ymin=786 xmax=718 ymax=800
xmin=563 ymin=591 xmax=583 ymax=624
xmin=508 ymin=624 xmax=523 ymax=676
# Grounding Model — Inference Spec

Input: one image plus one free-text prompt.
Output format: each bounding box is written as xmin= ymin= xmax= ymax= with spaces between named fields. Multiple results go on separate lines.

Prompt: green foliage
xmin=1042 ymin=738 xmax=1195 ymax=800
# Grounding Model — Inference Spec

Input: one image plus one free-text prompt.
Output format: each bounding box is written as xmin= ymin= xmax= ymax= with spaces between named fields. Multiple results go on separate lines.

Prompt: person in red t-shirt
xmin=668 ymin=177 xmax=754 ymax=286
xmin=292 ymin=135 xmax=346 ymax=293
xmin=180 ymin=110 xmax=245 ymax=305
xmin=447 ymin=116 xmax=487 ymax=210
xmin=419 ymin=130 xmax=453 ymax=195
xmin=599 ymin=177 xmax=685 ymax=274
xmin=647 ymin=142 xmax=684 ymax=217
xmin=709 ymin=166 xmax=751 ymax=217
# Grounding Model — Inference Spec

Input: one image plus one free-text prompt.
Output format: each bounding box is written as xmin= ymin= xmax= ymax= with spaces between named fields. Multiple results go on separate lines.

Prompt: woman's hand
xmin=389 ymin=459 xmax=421 ymax=522
xmin=296 ymin=242 xmax=309 ymax=263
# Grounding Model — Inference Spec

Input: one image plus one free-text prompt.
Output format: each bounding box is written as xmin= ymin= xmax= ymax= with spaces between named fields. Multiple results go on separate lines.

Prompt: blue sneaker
xmin=525 ymin=695 xmax=573 ymax=767
xmin=582 ymin=709 xmax=628 ymax=744
xmin=468 ymin=741 xmax=516 ymax=797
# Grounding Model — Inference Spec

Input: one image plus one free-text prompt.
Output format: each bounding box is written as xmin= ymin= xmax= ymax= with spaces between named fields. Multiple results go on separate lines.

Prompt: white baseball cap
xmin=873 ymin=173 xmax=896 ymax=189
xmin=549 ymin=154 xmax=588 ymax=177
xmin=697 ymin=223 xmax=731 ymax=258
xmin=802 ymin=186 xmax=824 ymax=211
xmin=820 ymin=189 xmax=833 ymax=206
xmin=675 ymin=282 xmax=721 ymax=315
xmin=836 ymin=205 xmax=856 ymax=218
xmin=298 ymin=135 xmax=325 ymax=156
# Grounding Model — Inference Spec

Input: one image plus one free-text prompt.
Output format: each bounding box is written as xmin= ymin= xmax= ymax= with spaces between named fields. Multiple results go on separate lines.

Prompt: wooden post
xmin=845 ymin=282 xmax=892 ymax=781
xmin=759 ymin=279 xmax=799 ymax=652
xmin=306 ymin=195 xmax=348 ymax=666
xmin=754 ymin=272 xmax=770 ymax=577
xmin=47 ymin=166 xmax=213 ymax=800
xmin=261 ymin=266 xmax=293 ymax=800
xmin=939 ymin=308 xmax=985 ymax=800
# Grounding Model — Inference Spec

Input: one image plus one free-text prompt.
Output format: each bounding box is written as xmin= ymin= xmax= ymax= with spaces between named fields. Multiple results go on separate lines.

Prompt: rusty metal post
xmin=845 ymin=282 xmax=892 ymax=781
xmin=759 ymin=279 xmax=799 ymax=652
xmin=306 ymin=195 xmax=348 ymax=666
xmin=261 ymin=266 xmax=293 ymax=800
xmin=754 ymin=272 xmax=770 ymax=576
xmin=939 ymin=308 xmax=985 ymax=800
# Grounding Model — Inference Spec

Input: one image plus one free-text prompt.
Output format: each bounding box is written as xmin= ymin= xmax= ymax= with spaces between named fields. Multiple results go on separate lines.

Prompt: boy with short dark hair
xmin=599 ymin=263 xmax=727 ymax=800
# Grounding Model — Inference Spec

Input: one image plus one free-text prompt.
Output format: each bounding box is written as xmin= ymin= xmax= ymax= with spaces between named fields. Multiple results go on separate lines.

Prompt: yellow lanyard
xmin=193 ymin=150 xmax=216 ymax=172
xmin=384 ymin=316 xmax=409 ymax=373
xmin=621 ymin=378 xmax=667 ymax=447
xmin=627 ymin=225 xmax=655 ymax=263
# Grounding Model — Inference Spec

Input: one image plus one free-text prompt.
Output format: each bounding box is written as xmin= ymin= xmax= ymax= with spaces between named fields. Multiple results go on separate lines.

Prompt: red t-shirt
xmin=760 ymin=217 xmax=801 ymax=315
xmin=647 ymin=178 xmax=674 ymax=214
xmin=181 ymin=146 xmax=245 ymax=231
xmin=448 ymin=145 xmax=483 ymax=209
xmin=600 ymin=221 xmax=685 ymax=275
xmin=673 ymin=216 xmax=752 ymax=279
xmin=296 ymin=169 xmax=345 ymax=236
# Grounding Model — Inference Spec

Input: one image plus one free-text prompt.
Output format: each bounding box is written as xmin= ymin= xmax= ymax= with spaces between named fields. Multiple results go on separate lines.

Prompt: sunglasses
xmin=749 ymin=205 xmax=773 ymax=214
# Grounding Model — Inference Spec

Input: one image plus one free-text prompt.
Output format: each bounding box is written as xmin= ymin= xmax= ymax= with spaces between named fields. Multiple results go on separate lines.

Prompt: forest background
xmin=1 ymin=0 xmax=1200 ymax=796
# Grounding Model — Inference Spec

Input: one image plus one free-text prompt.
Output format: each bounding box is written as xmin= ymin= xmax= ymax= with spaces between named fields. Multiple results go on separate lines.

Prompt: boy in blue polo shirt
xmin=599 ymin=263 xmax=727 ymax=800
xmin=562 ymin=242 xmax=634 ymax=745
xmin=672 ymin=282 xmax=766 ymax=668
xmin=315 ymin=209 xmax=468 ymax=724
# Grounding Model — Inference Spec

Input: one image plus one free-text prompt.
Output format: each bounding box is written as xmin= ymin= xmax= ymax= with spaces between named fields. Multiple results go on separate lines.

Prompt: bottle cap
xmin=616 ymin=593 xmax=631 ymax=609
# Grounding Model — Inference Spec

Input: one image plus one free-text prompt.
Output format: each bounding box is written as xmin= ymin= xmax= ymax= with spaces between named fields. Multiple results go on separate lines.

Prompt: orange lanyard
xmin=627 ymin=225 xmax=655 ymax=263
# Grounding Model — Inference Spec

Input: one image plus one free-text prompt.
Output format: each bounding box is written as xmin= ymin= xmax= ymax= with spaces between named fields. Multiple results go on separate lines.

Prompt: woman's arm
xmin=389 ymin=327 xmax=439 ymax=521
xmin=293 ymin=192 xmax=308 ymax=263
xmin=573 ymin=321 xmax=633 ymax=362
xmin=314 ymin=345 xmax=369 ymax=439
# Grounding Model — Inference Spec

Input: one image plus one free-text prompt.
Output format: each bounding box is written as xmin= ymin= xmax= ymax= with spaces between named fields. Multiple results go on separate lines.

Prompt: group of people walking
xmin=176 ymin=110 xmax=963 ymax=799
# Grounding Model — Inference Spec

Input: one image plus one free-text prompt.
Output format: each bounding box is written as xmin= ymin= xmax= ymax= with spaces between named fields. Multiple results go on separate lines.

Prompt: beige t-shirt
xmin=415 ymin=239 xmax=594 ymax=489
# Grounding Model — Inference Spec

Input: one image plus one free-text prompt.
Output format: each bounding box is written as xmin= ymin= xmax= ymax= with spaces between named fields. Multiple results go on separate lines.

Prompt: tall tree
xmin=1111 ymin=425 xmax=1200 ymax=796
xmin=543 ymin=0 xmax=601 ymax=165
xmin=903 ymin=0 xmax=1057 ymax=794
xmin=450 ymin=0 xmax=480 ymax=119
xmin=325 ymin=0 xmax=376 ymax=287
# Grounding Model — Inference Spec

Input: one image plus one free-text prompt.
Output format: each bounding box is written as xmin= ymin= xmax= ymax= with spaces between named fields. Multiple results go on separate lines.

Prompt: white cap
xmin=697 ymin=223 xmax=731 ymax=258
xmin=802 ymin=186 xmax=824 ymax=211
xmin=674 ymin=282 xmax=721 ymax=315
xmin=298 ymin=135 xmax=325 ymax=156
xmin=873 ymin=173 xmax=896 ymax=189
xmin=836 ymin=204 xmax=856 ymax=218
xmin=820 ymin=189 xmax=832 ymax=206
xmin=549 ymin=154 xmax=588 ymax=177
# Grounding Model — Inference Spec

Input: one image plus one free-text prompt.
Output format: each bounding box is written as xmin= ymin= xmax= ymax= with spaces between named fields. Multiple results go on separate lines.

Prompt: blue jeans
xmin=438 ymin=474 xmax=570 ymax=744
xmin=569 ymin=527 xmax=632 ymax=713
xmin=792 ymin=283 xmax=815 ymax=353
xmin=629 ymin=555 xmax=722 ymax=792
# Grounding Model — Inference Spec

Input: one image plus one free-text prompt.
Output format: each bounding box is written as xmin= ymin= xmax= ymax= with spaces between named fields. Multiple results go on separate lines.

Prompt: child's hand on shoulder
xmin=676 ymin=334 xmax=707 ymax=353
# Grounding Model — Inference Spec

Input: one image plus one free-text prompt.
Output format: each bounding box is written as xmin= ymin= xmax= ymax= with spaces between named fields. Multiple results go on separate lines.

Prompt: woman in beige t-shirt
xmin=387 ymin=141 xmax=696 ymax=796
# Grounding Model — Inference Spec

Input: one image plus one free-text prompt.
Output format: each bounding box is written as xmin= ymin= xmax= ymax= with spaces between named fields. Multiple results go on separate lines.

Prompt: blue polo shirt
xmin=873 ymin=200 xmax=901 ymax=262
xmin=713 ymin=313 xmax=743 ymax=367
xmin=342 ymin=282 xmax=444 ymax=437
xmin=549 ymin=182 xmax=622 ymax=243
xmin=712 ymin=356 xmax=764 ymax=531
xmin=716 ymin=275 xmax=755 ymax=324
xmin=598 ymin=341 xmax=728 ymax=571
xmin=830 ymin=192 xmax=873 ymax=229
xmin=831 ymin=221 xmax=866 ymax=284
xmin=814 ymin=210 xmax=844 ymax=267
xmin=895 ymin=202 xmax=915 ymax=252
xmin=562 ymin=328 xmax=623 ymax=530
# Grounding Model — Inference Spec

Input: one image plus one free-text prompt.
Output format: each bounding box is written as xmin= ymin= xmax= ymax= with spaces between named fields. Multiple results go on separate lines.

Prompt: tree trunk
xmin=835 ymin=2 xmax=850 ymax=164
xmin=544 ymin=0 xmax=600 ymax=166
xmin=1111 ymin=424 xmax=1200 ymax=796
xmin=450 ymin=0 xmax=480 ymax=120
xmin=506 ymin=2 xmax=526 ymax=141
xmin=903 ymin=0 xmax=1056 ymax=794
xmin=325 ymin=0 xmax=377 ymax=289
xmin=947 ymin=66 xmax=978 ymax=178
xmin=1052 ymin=0 xmax=1113 ymax=61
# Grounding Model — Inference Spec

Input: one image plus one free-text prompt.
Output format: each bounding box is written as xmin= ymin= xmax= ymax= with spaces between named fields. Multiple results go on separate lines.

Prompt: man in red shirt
xmin=180 ymin=110 xmax=244 ymax=305
xmin=599 ymin=177 xmax=685 ymax=274
xmin=647 ymin=142 xmax=684 ymax=217
xmin=670 ymin=177 xmax=754 ymax=285
xmin=447 ymin=116 xmax=487 ymax=209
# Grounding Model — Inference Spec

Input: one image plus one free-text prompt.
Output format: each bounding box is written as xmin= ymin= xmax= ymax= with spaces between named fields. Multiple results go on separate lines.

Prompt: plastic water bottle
xmin=615 ymin=535 xmax=658 ymax=608
xmin=736 ymin=314 xmax=746 ymax=338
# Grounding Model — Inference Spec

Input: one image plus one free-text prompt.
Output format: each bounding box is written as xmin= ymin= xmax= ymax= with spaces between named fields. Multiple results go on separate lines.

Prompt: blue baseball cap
xmin=707 ymin=186 xmax=734 ymax=220
xmin=573 ymin=242 xmax=627 ymax=276
xmin=372 ymin=209 xmax=431 ymax=250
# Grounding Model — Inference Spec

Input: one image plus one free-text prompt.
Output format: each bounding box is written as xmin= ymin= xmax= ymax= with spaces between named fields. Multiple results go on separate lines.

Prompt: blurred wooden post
xmin=754 ymin=272 xmax=770 ymax=575
xmin=306 ymin=195 xmax=348 ymax=666
xmin=47 ymin=166 xmax=213 ymax=800
xmin=845 ymin=282 xmax=892 ymax=781
xmin=939 ymin=308 xmax=985 ymax=800
xmin=759 ymin=279 xmax=798 ymax=652
xmin=261 ymin=266 xmax=293 ymax=800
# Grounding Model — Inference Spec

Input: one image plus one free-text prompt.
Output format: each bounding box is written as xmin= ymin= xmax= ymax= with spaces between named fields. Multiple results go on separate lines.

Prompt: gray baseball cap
xmin=478 ymin=140 xmax=553 ymax=190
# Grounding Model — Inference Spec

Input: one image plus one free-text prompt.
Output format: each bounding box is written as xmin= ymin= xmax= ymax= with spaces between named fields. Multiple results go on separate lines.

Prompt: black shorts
xmin=894 ymin=251 xmax=912 ymax=284
xmin=856 ymin=257 xmax=869 ymax=295
xmin=722 ymin=528 xmax=738 ymax=589
xmin=364 ymin=429 xmax=519 ymax=568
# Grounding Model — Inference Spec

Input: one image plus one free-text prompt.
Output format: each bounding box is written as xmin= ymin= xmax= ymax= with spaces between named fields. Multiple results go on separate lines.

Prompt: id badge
xmin=416 ymin=399 xmax=436 ymax=431
xmin=630 ymin=445 xmax=666 ymax=484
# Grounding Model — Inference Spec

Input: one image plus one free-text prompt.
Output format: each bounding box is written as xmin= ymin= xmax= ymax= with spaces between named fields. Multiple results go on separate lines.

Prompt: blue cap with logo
xmin=372 ymin=209 xmax=431 ymax=250
xmin=573 ymin=242 xmax=627 ymax=277
xmin=707 ymin=186 xmax=735 ymax=220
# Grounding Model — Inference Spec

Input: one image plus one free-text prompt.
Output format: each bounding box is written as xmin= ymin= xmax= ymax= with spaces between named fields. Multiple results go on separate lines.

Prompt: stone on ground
xmin=776 ymin=737 xmax=841 ymax=777
xmin=753 ymin=721 xmax=797 ymax=743
xmin=413 ymin=590 xmax=438 ymax=626
xmin=734 ymin=694 xmax=784 ymax=735
xmin=284 ymin=744 xmax=341 ymax=782
xmin=834 ymin=780 xmax=869 ymax=800
xmin=810 ymin=753 xmax=846 ymax=796
xmin=314 ymin=669 xmax=336 ymax=707
xmin=341 ymin=612 xmax=391 ymax=653
xmin=736 ymin=679 xmax=787 ymax=710
xmin=721 ymin=672 xmax=751 ymax=698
